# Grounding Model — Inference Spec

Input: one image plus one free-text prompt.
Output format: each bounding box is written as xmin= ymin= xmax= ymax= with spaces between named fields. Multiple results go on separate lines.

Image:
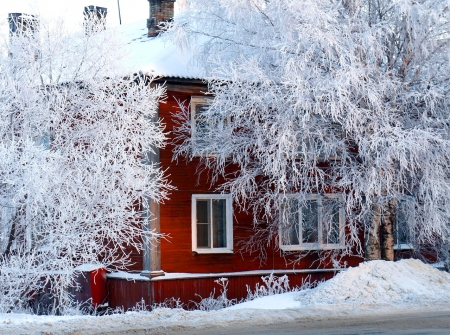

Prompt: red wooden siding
xmin=108 ymin=278 xmax=151 ymax=311
xmin=107 ymin=270 xmax=337 ymax=310
xmin=156 ymin=85 xmax=363 ymax=274
xmin=104 ymin=79 xmax=364 ymax=311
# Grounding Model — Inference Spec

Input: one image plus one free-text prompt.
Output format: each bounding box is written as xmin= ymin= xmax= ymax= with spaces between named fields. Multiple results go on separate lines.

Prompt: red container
xmin=74 ymin=266 xmax=108 ymax=308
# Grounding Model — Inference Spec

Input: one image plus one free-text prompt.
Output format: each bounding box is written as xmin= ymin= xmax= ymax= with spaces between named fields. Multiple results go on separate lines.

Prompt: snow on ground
xmin=227 ymin=291 xmax=300 ymax=310
xmin=296 ymin=258 xmax=450 ymax=306
xmin=1 ymin=259 xmax=450 ymax=335
xmin=231 ymin=259 xmax=450 ymax=310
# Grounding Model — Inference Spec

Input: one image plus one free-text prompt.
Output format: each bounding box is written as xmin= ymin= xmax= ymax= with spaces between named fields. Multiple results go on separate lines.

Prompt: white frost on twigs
xmin=167 ymin=0 xmax=450 ymax=263
xmin=0 ymin=18 xmax=172 ymax=314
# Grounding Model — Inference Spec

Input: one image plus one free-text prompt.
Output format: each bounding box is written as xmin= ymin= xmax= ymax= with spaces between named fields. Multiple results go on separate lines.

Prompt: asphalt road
xmin=94 ymin=309 xmax=450 ymax=335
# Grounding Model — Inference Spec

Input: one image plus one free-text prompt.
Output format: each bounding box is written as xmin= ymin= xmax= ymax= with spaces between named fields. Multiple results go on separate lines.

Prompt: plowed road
xmin=91 ymin=309 xmax=450 ymax=335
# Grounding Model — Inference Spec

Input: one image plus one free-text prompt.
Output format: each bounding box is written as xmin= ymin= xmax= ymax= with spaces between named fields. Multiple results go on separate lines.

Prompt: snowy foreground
xmin=1 ymin=259 xmax=450 ymax=335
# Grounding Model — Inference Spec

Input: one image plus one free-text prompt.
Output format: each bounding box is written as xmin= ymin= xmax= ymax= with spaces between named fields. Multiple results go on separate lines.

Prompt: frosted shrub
xmin=245 ymin=274 xmax=290 ymax=301
xmin=152 ymin=297 xmax=184 ymax=310
xmin=131 ymin=299 xmax=150 ymax=312
xmin=194 ymin=278 xmax=236 ymax=311
xmin=193 ymin=274 xmax=318 ymax=310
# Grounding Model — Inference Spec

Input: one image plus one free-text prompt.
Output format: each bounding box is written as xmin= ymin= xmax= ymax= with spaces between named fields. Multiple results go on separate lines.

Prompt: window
xmin=191 ymin=96 xmax=212 ymax=149
xmin=191 ymin=96 xmax=229 ymax=155
xmin=394 ymin=197 xmax=415 ymax=250
xmin=280 ymin=194 xmax=345 ymax=251
xmin=294 ymin=116 xmax=344 ymax=162
xmin=192 ymin=194 xmax=233 ymax=253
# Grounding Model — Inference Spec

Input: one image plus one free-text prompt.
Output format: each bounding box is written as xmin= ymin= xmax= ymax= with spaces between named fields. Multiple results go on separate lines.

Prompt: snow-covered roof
xmin=119 ymin=20 xmax=204 ymax=80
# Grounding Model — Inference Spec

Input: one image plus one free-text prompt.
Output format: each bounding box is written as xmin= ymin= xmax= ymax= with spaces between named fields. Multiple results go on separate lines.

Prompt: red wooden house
xmin=4 ymin=2 xmax=419 ymax=313
xmin=104 ymin=0 xmax=364 ymax=310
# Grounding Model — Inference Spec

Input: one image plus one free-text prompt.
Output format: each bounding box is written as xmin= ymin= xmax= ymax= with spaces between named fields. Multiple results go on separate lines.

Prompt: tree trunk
xmin=381 ymin=200 xmax=396 ymax=261
xmin=366 ymin=200 xmax=396 ymax=261
xmin=3 ymin=216 xmax=17 ymax=258
xmin=365 ymin=204 xmax=381 ymax=261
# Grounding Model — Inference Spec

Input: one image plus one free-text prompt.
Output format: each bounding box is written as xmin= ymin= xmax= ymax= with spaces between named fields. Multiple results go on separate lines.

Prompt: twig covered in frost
xmin=152 ymin=297 xmax=185 ymax=310
xmin=194 ymin=278 xmax=236 ymax=311
xmin=166 ymin=0 xmax=450 ymax=264
xmin=245 ymin=274 xmax=290 ymax=301
xmin=0 ymin=16 xmax=172 ymax=314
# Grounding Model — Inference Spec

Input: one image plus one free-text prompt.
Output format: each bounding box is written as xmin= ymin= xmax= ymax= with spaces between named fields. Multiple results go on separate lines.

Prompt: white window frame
xmin=279 ymin=194 xmax=345 ymax=251
xmin=394 ymin=196 xmax=415 ymax=250
xmin=192 ymin=194 xmax=233 ymax=254
xmin=190 ymin=96 xmax=213 ymax=140
xmin=191 ymin=96 xmax=230 ymax=157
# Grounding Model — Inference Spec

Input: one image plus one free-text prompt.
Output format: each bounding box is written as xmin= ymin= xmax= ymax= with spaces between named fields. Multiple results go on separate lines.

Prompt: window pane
xmin=197 ymin=223 xmax=210 ymax=248
xmin=396 ymin=199 xmax=413 ymax=245
xmin=301 ymin=200 xmax=319 ymax=243
xmin=212 ymin=199 xmax=227 ymax=248
xmin=194 ymin=103 xmax=210 ymax=150
xmin=195 ymin=104 xmax=209 ymax=134
xmin=322 ymin=198 xmax=340 ymax=244
xmin=282 ymin=199 xmax=300 ymax=245
xmin=196 ymin=200 xmax=210 ymax=224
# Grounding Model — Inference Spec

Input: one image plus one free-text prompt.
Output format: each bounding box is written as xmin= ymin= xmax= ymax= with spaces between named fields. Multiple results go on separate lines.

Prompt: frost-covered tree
xmin=0 ymin=15 xmax=170 ymax=314
xmin=166 ymin=0 xmax=450 ymax=264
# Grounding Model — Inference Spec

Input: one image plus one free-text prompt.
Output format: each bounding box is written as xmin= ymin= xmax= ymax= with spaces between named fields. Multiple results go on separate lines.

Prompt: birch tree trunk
xmin=366 ymin=200 xmax=396 ymax=261
xmin=366 ymin=204 xmax=381 ymax=261
xmin=381 ymin=200 xmax=396 ymax=261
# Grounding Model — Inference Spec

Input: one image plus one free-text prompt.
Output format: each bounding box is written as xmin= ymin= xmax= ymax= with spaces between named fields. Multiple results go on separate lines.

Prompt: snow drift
xmin=230 ymin=259 xmax=450 ymax=310
xmin=296 ymin=259 xmax=450 ymax=306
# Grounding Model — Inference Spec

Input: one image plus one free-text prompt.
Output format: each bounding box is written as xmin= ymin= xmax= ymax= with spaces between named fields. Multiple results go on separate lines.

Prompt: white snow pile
xmin=295 ymin=259 xmax=450 ymax=306
xmin=230 ymin=259 xmax=450 ymax=311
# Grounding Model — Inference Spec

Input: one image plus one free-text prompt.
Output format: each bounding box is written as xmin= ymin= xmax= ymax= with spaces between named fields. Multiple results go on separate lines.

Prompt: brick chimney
xmin=147 ymin=0 xmax=176 ymax=37
xmin=8 ymin=13 xmax=39 ymax=36
xmin=83 ymin=5 xmax=108 ymax=36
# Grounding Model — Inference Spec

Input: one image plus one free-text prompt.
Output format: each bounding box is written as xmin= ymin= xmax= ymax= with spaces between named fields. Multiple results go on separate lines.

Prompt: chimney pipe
xmin=8 ymin=13 xmax=39 ymax=36
xmin=8 ymin=13 xmax=40 ymax=59
xmin=83 ymin=5 xmax=108 ymax=35
xmin=147 ymin=0 xmax=176 ymax=37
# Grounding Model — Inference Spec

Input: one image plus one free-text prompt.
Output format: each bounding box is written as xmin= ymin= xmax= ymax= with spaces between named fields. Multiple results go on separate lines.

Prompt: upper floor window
xmin=280 ymin=194 xmax=345 ymax=251
xmin=297 ymin=123 xmax=344 ymax=161
xmin=191 ymin=96 xmax=212 ymax=148
xmin=190 ymin=96 xmax=230 ymax=156
xmin=191 ymin=194 xmax=233 ymax=254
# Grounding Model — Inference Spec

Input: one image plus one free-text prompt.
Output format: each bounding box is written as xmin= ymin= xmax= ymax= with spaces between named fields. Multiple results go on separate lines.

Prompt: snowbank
xmin=230 ymin=259 xmax=450 ymax=310
xmin=296 ymin=259 xmax=450 ymax=306
xmin=227 ymin=292 xmax=300 ymax=310
xmin=1 ymin=260 xmax=450 ymax=335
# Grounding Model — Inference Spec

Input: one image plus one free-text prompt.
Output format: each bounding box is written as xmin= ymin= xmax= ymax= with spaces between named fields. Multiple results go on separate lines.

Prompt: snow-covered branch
xmin=0 ymin=18 xmax=171 ymax=314
xmin=167 ymin=0 xmax=450 ymax=264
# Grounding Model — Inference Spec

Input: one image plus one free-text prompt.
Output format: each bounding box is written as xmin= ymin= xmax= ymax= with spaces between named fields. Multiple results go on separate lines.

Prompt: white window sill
xmin=394 ymin=244 xmax=413 ymax=250
xmin=280 ymin=244 xmax=344 ymax=251
xmin=193 ymin=249 xmax=234 ymax=254
xmin=193 ymin=155 xmax=217 ymax=158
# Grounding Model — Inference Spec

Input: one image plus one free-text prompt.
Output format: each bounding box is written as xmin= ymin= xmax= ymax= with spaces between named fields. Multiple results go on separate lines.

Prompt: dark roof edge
xmin=152 ymin=76 xmax=207 ymax=86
